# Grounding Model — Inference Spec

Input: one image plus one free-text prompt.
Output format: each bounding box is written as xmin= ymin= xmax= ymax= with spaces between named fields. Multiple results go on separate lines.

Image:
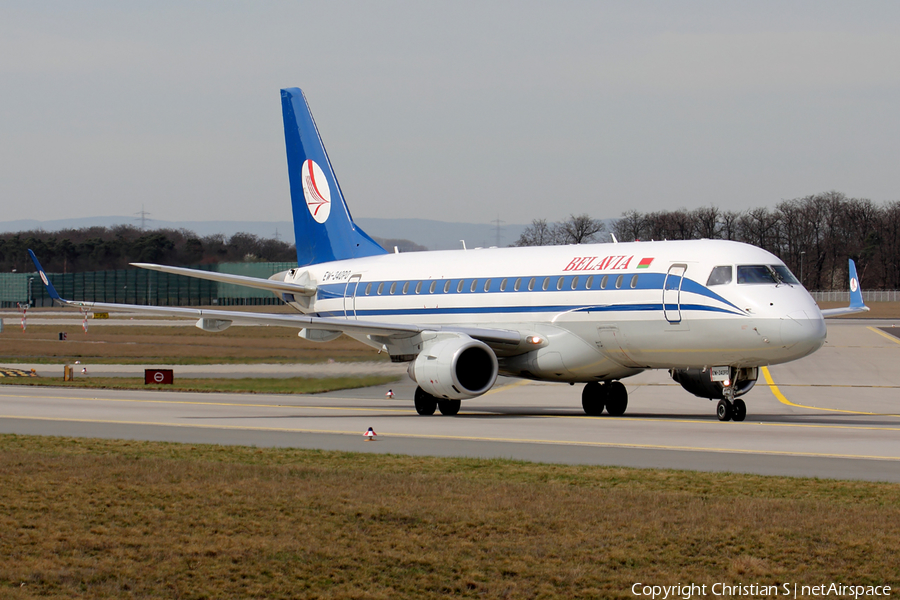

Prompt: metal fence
xmin=1 ymin=262 xmax=295 ymax=308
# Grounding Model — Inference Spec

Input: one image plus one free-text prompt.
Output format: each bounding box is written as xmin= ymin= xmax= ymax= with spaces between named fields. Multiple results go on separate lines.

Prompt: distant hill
xmin=0 ymin=216 xmax=533 ymax=251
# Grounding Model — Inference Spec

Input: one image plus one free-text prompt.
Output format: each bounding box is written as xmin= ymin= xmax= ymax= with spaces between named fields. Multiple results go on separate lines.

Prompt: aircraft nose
xmin=780 ymin=310 xmax=826 ymax=356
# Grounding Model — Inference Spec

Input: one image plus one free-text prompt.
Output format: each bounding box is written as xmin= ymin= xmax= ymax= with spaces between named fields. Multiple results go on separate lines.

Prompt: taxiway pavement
xmin=2 ymin=319 xmax=899 ymax=481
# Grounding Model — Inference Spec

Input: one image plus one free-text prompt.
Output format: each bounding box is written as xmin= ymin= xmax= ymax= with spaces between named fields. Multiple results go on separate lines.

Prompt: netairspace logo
xmin=631 ymin=582 xmax=891 ymax=599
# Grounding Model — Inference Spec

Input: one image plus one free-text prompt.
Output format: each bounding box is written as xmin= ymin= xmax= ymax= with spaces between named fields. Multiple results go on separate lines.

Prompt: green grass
xmin=1 ymin=435 xmax=898 ymax=598
xmin=0 ymin=375 xmax=398 ymax=395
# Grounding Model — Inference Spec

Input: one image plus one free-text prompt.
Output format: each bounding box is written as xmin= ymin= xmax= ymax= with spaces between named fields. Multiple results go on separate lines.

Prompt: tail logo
xmin=850 ymin=277 xmax=859 ymax=293
xmin=301 ymin=159 xmax=331 ymax=223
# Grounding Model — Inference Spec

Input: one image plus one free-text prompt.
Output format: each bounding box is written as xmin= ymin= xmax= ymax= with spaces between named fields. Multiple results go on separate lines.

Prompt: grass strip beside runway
xmin=0 ymin=375 xmax=398 ymax=395
xmin=0 ymin=325 xmax=387 ymax=364
xmin=1 ymin=435 xmax=898 ymax=598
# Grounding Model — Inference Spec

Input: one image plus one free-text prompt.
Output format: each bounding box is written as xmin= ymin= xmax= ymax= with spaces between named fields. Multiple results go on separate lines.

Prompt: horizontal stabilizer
xmin=131 ymin=263 xmax=317 ymax=297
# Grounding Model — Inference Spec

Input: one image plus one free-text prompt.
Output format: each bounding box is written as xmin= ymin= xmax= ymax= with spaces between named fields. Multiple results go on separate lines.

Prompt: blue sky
xmin=2 ymin=1 xmax=898 ymax=224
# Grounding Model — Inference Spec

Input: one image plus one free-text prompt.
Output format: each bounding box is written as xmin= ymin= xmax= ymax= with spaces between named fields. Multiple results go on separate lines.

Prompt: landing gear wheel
xmin=581 ymin=382 xmax=606 ymax=416
xmin=414 ymin=387 xmax=437 ymax=416
xmin=732 ymin=399 xmax=747 ymax=422
xmin=716 ymin=399 xmax=733 ymax=422
xmin=605 ymin=381 xmax=628 ymax=416
xmin=438 ymin=399 xmax=461 ymax=416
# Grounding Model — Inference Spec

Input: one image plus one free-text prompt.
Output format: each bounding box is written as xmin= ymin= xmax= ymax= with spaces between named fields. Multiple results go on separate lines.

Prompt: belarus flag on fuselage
xmin=637 ymin=257 xmax=654 ymax=269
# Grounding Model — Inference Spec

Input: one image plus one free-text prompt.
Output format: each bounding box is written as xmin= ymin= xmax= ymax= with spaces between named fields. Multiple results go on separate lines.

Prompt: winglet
xmin=27 ymin=249 xmax=62 ymax=302
xmin=847 ymin=259 xmax=866 ymax=310
xmin=820 ymin=258 xmax=870 ymax=317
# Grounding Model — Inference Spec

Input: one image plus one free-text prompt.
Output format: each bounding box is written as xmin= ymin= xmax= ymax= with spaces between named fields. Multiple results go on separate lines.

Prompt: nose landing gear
xmin=715 ymin=382 xmax=747 ymax=422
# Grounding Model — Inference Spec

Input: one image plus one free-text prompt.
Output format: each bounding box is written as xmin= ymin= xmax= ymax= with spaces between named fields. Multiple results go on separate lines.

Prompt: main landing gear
xmin=581 ymin=381 xmax=628 ymax=416
xmin=414 ymin=387 xmax=460 ymax=416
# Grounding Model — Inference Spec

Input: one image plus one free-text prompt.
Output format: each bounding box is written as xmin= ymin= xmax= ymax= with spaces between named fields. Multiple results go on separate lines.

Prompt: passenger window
xmin=737 ymin=265 xmax=777 ymax=284
xmin=415 ymin=281 xmax=422 ymax=294
xmin=402 ymin=282 xmax=409 ymax=294
xmin=457 ymin=280 xmax=464 ymax=293
xmin=630 ymin=275 xmax=638 ymax=289
xmin=500 ymin=278 xmax=507 ymax=292
xmin=443 ymin=281 xmax=451 ymax=293
xmin=528 ymin=278 xmax=535 ymax=291
xmin=484 ymin=279 xmax=491 ymax=292
xmin=429 ymin=281 xmax=437 ymax=294
xmin=556 ymin=277 xmax=564 ymax=290
xmin=514 ymin=278 xmax=521 ymax=291
xmin=365 ymin=283 xmax=372 ymax=296
xmin=615 ymin=275 xmax=623 ymax=289
xmin=389 ymin=282 xmax=397 ymax=295
xmin=470 ymin=280 xmax=477 ymax=292
xmin=600 ymin=275 xmax=608 ymax=289
xmin=706 ymin=266 xmax=733 ymax=286
xmin=542 ymin=278 xmax=550 ymax=291
xmin=571 ymin=276 xmax=579 ymax=290
xmin=377 ymin=283 xmax=384 ymax=295
xmin=586 ymin=276 xmax=594 ymax=289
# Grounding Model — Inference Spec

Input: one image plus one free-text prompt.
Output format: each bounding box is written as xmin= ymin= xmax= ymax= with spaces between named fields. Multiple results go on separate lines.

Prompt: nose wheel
xmin=716 ymin=398 xmax=747 ymax=422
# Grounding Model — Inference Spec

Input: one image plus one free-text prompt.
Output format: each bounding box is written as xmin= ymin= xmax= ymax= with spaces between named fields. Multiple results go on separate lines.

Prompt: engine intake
xmin=409 ymin=335 xmax=498 ymax=400
xmin=670 ymin=367 xmax=758 ymax=400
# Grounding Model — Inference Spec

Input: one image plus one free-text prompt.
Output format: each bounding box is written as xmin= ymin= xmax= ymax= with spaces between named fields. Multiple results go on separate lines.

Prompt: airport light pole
xmin=28 ymin=277 xmax=33 ymax=307
xmin=800 ymin=251 xmax=806 ymax=287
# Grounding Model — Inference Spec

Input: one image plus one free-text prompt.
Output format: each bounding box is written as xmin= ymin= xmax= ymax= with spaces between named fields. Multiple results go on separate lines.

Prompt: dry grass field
xmin=0 ymin=436 xmax=899 ymax=598
xmin=0 ymin=324 xmax=385 ymax=365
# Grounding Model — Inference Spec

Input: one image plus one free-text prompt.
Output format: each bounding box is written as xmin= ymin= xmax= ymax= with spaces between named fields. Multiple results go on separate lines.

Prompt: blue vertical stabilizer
xmin=281 ymin=88 xmax=387 ymax=266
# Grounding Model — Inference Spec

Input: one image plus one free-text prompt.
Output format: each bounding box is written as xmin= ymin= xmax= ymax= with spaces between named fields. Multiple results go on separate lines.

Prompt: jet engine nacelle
xmin=409 ymin=335 xmax=499 ymax=400
xmin=670 ymin=367 xmax=758 ymax=400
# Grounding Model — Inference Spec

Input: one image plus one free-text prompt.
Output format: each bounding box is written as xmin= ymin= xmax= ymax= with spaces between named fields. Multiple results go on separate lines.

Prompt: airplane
xmin=28 ymin=87 xmax=869 ymax=422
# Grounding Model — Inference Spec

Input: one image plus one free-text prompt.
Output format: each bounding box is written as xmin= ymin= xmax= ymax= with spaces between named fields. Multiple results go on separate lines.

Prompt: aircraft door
xmin=663 ymin=264 xmax=686 ymax=323
xmin=343 ymin=275 xmax=362 ymax=319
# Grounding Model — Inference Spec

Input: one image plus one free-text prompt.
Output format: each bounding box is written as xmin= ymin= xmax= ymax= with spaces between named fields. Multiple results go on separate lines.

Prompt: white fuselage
xmin=282 ymin=239 xmax=826 ymax=383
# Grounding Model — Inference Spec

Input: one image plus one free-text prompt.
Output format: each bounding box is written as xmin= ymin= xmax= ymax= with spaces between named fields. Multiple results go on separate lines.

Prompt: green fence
xmin=0 ymin=262 xmax=295 ymax=308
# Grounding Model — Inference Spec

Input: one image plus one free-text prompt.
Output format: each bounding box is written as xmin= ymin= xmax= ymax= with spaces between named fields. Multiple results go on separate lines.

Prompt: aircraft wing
xmin=820 ymin=259 xmax=870 ymax=318
xmin=28 ymin=251 xmax=522 ymax=348
xmin=130 ymin=262 xmax=316 ymax=297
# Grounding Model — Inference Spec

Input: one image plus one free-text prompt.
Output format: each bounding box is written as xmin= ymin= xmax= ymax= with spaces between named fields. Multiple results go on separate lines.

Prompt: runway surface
xmin=2 ymin=319 xmax=900 ymax=482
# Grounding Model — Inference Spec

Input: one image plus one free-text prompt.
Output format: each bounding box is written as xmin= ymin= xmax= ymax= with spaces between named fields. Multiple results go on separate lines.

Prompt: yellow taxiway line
xmin=760 ymin=367 xmax=900 ymax=417
xmin=868 ymin=326 xmax=900 ymax=345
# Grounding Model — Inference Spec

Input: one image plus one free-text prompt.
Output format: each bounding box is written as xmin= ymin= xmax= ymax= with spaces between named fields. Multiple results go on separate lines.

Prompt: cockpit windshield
xmin=706 ymin=266 xmax=733 ymax=286
xmin=737 ymin=265 xmax=799 ymax=285
xmin=771 ymin=265 xmax=800 ymax=285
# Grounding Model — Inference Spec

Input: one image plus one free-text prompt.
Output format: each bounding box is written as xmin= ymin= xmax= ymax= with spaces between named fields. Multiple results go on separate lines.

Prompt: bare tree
xmin=614 ymin=210 xmax=647 ymax=242
xmin=693 ymin=206 xmax=720 ymax=239
xmin=558 ymin=214 xmax=606 ymax=245
xmin=513 ymin=219 xmax=561 ymax=246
